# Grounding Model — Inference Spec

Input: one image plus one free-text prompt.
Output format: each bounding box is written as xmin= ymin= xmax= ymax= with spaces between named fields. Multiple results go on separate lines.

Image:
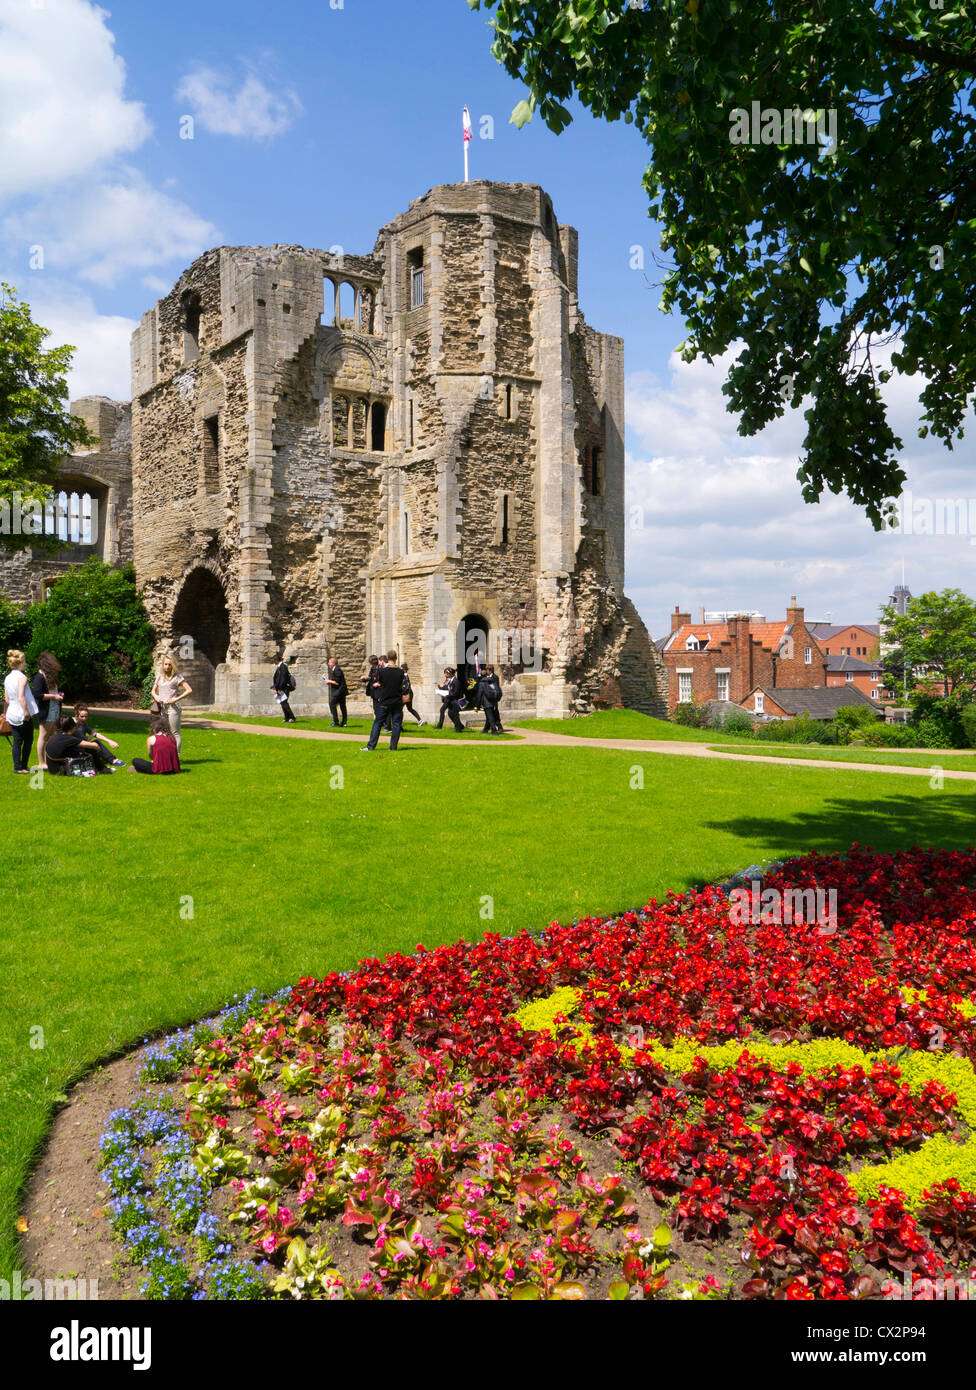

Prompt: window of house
xmin=685 ymin=636 xmax=700 ymax=651
xmin=202 ymin=415 xmax=220 ymax=492
xmin=407 ymin=247 xmax=424 ymax=309
xmin=678 ymin=673 xmax=692 ymax=702
xmin=804 ymin=645 xmax=812 ymax=663
xmin=716 ymin=672 xmax=730 ymax=702
xmin=845 ymin=671 xmax=854 ymax=682
xmin=755 ymin=692 xmax=765 ymax=713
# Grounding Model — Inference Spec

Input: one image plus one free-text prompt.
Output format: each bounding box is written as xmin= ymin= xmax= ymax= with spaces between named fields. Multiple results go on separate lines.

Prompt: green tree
xmin=25 ymin=557 xmax=155 ymax=698
xmin=466 ymin=0 xmax=976 ymax=526
xmin=0 ymin=282 xmax=95 ymax=547
xmin=880 ymin=588 xmax=976 ymax=700
xmin=0 ymin=592 xmax=32 ymax=653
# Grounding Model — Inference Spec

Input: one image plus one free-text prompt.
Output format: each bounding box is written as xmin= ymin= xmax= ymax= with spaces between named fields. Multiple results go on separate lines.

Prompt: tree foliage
xmin=25 ymin=557 xmax=155 ymax=697
xmin=880 ymin=587 xmax=976 ymax=699
xmin=0 ymin=282 xmax=95 ymax=542
xmin=466 ymin=0 xmax=976 ymax=525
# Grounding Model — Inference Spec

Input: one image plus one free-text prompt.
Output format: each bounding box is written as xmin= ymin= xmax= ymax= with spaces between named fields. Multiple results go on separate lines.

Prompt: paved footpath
xmin=92 ymin=708 xmax=976 ymax=782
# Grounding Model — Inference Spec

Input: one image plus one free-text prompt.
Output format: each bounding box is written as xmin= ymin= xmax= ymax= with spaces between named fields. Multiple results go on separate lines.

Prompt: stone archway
xmin=170 ymin=568 xmax=230 ymax=705
xmin=456 ymin=613 xmax=489 ymax=695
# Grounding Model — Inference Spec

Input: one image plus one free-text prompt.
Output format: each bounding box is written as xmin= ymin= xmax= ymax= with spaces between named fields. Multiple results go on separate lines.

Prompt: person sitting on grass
xmin=129 ymin=718 xmax=181 ymax=775
xmin=73 ymin=705 xmax=126 ymax=767
xmin=46 ymin=715 xmax=117 ymax=774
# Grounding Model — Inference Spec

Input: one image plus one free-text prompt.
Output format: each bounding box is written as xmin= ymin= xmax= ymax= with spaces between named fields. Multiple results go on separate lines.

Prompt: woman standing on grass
xmin=31 ymin=651 xmax=64 ymax=770
xmin=151 ymin=655 xmax=192 ymax=753
xmin=129 ymin=718 xmax=181 ymax=775
xmin=3 ymin=649 xmax=38 ymax=773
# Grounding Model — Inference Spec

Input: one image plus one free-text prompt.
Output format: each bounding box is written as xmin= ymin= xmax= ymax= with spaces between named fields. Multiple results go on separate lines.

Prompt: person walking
xmin=362 ymin=650 xmax=407 ymax=750
xmin=31 ymin=651 xmax=64 ymax=770
xmin=152 ymin=655 xmax=192 ymax=751
xmin=364 ymin=655 xmax=381 ymax=724
xmin=479 ymin=664 xmax=504 ymax=734
xmin=434 ymin=667 xmax=465 ymax=732
xmin=272 ymin=655 xmax=297 ymax=723
xmin=400 ymin=663 xmax=425 ymax=725
xmin=3 ymin=649 xmax=38 ymax=774
xmin=323 ymin=656 xmax=348 ymax=726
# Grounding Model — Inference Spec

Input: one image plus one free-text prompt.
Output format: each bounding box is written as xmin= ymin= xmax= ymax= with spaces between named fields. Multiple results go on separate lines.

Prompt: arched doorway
xmin=456 ymin=614 xmax=489 ymax=697
xmin=170 ymin=569 xmax=230 ymax=704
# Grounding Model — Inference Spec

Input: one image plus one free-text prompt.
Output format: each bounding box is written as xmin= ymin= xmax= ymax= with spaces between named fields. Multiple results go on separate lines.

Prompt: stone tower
xmin=129 ymin=181 xmax=666 ymax=715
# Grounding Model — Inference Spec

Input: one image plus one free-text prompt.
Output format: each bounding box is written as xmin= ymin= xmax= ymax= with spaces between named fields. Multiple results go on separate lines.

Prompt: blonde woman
xmin=3 ymin=650 xmax=38 ymax=773
xmin=151 ymin=655 xmax=192 ymax=753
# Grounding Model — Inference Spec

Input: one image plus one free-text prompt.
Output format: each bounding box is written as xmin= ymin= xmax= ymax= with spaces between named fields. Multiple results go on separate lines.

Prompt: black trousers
xmin=483 ymin=699 xmax=502 ymax=733
xmin=436 ymin=698 xmax=463 ymax=731
xmin=10 ymin=718 xmax=34 ymax=771
xmin=133 ymin=758 xmax=178 ymax=774
xmin=405 ymin=701 xmax=422 ymax=722
xmin=329 ymin=693 xmax=347 ymax=725
xmin=278 ymin=698 xmax=295 ymax=722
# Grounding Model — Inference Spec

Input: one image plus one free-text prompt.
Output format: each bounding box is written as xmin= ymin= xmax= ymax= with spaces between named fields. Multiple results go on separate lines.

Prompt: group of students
xmin=2 ymin=647 xmax=185 ymax=777
xmin=268 ymin=651 xmax=504 ymax=741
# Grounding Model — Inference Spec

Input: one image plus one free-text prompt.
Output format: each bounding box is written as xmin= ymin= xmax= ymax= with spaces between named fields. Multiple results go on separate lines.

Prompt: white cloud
xmin=625 ymin=350 xmax=976 ymax=638
xmin=0 ymin=0 xmax=151 ymax=202
xmin=26 ymin=287 xmax=137 ymax=401
xmin=2 ymin=170 xmax=218 ymax=287
xmin=175 ymin=61 xmax=301 ymax=139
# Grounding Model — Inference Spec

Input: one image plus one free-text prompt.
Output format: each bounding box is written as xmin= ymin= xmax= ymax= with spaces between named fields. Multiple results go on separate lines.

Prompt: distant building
xmin=739 ymin=684 xmax=881 ymax=721
xmin=660 ymin=597 xmax=828 ymax=712
xmin=806 ymin=623 xmax=880 ymax=661
xmin=825 ymin=653 xmax=885 ymax=703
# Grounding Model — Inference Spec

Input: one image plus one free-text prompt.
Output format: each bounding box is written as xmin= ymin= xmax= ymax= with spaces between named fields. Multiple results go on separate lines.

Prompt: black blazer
xmin=272 ymin=663 xmax=293 ymax=693
xmin=440 ymin=676 xmax=461 ymax=704
xmin=327 ymin=665 xmax=348 ymax=696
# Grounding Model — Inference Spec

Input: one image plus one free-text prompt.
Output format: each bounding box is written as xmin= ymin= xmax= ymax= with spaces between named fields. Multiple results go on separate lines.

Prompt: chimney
xmin=671 ymin=605 xmax=691 ymax=633
xmin=786 ymin=595 xmax=804 ymax=628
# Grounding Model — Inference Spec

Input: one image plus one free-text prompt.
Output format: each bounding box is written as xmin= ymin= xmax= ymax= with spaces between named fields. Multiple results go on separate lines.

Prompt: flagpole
xmin=462 ymin=106 xmax=471 ymax=181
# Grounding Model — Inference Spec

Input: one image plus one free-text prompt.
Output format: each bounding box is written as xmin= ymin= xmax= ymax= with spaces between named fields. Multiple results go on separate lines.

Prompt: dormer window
xmin=685 ymin=634 xmax=709 ymax=651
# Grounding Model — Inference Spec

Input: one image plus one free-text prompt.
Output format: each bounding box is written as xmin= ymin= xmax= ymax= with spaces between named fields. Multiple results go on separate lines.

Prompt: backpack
xmin=288 ymin=673 xmax=297 ymax=692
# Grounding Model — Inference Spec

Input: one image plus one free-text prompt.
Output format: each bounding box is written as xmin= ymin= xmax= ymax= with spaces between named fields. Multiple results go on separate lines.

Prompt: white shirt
xmin=4 ymin=670 xmax=32 ymax=725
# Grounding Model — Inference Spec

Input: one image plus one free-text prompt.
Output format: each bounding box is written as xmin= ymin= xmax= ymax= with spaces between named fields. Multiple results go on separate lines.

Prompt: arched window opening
xmin=321 ymin=276 xmax=339 ymax=327
xmin=339 ymin=281 xmax=357 ymax=328
xmin=371 ymin=401 xmax=387 ymax=451
xmin=456 ymin=614 xmax=489 ymax=690
xmin=407 ymin=247 xmax=424 ymax=309
xmin=332 ymin=395 xmax=350 ymax=449
xmin=181 ymin=289 xmax=201 ymax=363
xmin=202 ymin=415 xmax=220 ymax=493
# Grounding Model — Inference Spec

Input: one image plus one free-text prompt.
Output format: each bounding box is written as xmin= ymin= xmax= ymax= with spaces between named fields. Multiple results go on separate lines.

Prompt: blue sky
xmin=1 ymin=0 xmax=972 ymax=637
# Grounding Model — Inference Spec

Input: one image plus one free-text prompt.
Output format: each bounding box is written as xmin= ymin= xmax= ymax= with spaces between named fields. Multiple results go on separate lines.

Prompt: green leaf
xmin=608 ymin=1281 xmax=630 ymax=1300
xmin=798 ymin=257 xmax=813 ymax=276
xmin=510 ymin=1282 xmax=541 ymax=1300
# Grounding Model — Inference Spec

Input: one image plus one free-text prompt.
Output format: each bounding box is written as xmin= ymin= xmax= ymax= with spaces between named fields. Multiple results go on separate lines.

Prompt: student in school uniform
xmin=323 ymin=657 xmax=348 ymax=726
xmin=272 ymin=656 xmax=297 ymax=723
xmin=434 ymin=667 xmax=465 ymax=732
xmin=399 ymin=663 xmax=425 ymax=726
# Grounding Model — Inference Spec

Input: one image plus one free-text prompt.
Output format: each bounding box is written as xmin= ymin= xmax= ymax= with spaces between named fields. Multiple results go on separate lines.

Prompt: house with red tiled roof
xmin=806 ymin=623 xmax=881 ymax=661
xmin=660 ymin=598 xmax=828 ymax=712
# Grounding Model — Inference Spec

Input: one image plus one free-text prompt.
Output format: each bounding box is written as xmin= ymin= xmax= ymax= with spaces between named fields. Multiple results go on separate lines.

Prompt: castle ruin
xmin=4 ymin=181 xmax=667 ymax=718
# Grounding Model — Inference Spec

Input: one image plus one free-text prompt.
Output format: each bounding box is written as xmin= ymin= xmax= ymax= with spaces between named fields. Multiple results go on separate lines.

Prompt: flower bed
xmin=99 ymin=845 xmax=976 ymax=1299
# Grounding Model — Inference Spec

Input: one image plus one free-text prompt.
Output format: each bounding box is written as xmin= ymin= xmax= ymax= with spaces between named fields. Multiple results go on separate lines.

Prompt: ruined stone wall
xmin=0 ymin=397 xmax=133 ymax=606
xmin=493 ymin=219 xmax=534 ymax=377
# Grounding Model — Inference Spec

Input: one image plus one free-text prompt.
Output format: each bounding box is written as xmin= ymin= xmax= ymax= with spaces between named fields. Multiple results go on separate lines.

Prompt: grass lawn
xmin=3 ymin=716 xmax=975 ymax=1278
xmin=710 ymin=744 xmax=976 ymax=768
xmin=513 ymin=709 xmax=724 ymax=741
xmin=197 ymin=713 xmax=514 ymax=738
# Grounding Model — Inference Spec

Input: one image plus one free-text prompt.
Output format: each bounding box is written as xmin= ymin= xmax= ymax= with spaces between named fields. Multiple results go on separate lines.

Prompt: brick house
xmin=806 ymin=623 xmax=881 ymax=661
xmin=826 ymin=653 xmax=885 ymax=702
xmin=660 ymin=598 xmax=828 ymax=712
xmin=740 ymin=685 xmax=881 ymax=720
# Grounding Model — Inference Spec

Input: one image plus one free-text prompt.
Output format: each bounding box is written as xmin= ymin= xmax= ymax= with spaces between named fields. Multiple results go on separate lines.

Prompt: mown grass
xmin=709 ymin=745 xmax=976 ymax=769
xmin=513 ymin=710 xmax=724 ymax=741
xmin=2 ymin=716 xmax=975 ymax=1278
xmin=197 ymin=713 xmax=514 ymax=738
